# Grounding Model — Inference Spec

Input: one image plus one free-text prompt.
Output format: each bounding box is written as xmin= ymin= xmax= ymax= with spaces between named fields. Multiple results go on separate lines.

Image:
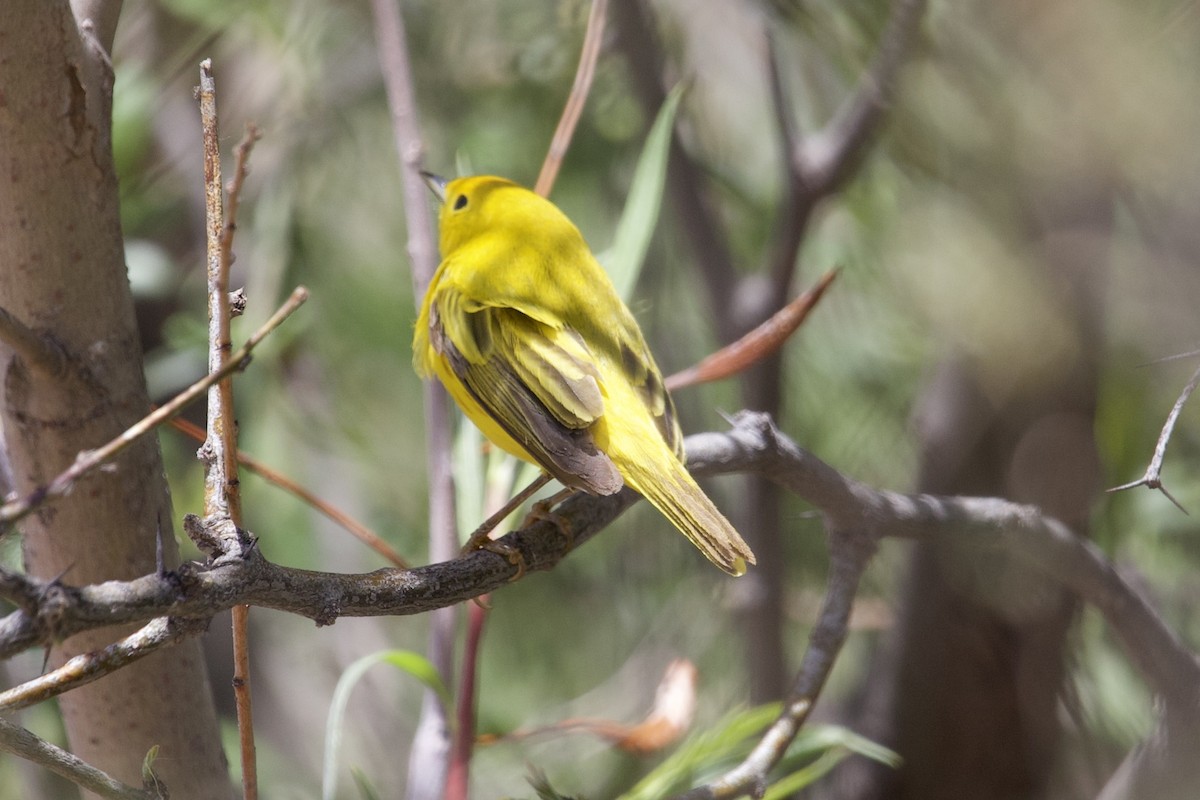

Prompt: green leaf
xmin=322 ymin=650 xmax=452 ymax=800
xmin=619 ymin=704 xmax=898 ymax=799
xmin=598 ymin=83 xmax=686 ymax=302
xmin=620 ymin=704 xmax=779 ymax=800
xmin=351 ymin=766 xmax=384 ymax=800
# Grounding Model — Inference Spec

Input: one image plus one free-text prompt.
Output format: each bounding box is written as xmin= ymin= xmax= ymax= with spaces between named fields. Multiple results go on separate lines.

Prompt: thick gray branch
xmin=2 ymin=412 xmax=1196 ymax=718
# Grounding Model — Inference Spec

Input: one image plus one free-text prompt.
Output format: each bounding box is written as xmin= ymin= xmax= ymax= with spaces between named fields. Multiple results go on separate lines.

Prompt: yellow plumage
xmin=413 ymin=175 xmax=755 ymax=576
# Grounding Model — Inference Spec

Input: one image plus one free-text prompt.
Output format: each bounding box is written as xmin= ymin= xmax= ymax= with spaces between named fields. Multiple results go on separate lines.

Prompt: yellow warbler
xmin=413 ymin=175 xmax=755 ymax=576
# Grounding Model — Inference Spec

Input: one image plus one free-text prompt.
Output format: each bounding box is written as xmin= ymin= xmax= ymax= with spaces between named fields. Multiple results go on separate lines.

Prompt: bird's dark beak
xmin=420 ymin=171 xmax=447 ymax=202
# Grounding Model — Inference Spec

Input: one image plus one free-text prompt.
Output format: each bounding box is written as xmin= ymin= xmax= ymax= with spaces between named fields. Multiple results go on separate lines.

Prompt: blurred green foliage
xmin=3 ymin=0 xmax=1196 ymax=797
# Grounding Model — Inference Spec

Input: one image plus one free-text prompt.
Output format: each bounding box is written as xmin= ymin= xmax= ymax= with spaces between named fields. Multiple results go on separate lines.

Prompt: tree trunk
xmin=0 ymin=2 xmax=229 ymax=797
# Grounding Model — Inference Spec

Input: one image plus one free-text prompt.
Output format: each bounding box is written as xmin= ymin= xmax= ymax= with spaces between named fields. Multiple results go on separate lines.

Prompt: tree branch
xmin=370 ymin=0 xmax=459 ymax=794
xmin=198 ymin=59 xmax=259 ymax=800
xmin=0 ymin=616 xmax=208 ymax=712
xmin=0 ymin=714 xmax=160 ymax=800
xmin=677 ymin=524 xmax=877 ymax=799
xmin=2 ymin=413 xmax=1194 ymax=719
xmin=795 ymin=0 xmax=927 ymax=200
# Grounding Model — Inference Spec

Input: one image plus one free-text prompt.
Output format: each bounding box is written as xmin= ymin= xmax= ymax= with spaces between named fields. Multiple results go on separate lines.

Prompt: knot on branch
xmin=183 ymin=513 xmax=255 ymax=566
xmin=36 ymin=579 xmax=80 ymax=643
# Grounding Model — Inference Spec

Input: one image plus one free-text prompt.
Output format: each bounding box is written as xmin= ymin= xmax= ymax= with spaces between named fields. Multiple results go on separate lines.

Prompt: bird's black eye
xmin=453 ymin=194 xmax=468 ymax=210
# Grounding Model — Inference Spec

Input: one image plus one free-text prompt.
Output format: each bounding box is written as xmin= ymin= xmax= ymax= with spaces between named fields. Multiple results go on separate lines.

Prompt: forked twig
xmin=369 ymin=0 xmax=460 ymax=792
xmin=1107 ymin=360 xmax=1200 ymax=514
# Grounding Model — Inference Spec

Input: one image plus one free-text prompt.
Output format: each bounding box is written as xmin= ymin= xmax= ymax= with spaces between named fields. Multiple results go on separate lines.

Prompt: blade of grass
xmin=322 ymin=651 xmax=452 ymax=800
xmin=599 ymin=83 xmax=686 ymax=301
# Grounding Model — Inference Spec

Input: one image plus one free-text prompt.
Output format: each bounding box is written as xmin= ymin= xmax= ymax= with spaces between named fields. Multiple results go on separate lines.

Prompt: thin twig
xmin=0 ymin=305 xmax=67 ymax=377
xmin=198 ymin=59 xmax=257 ymax=800
xmin=665 ymin=269 xmax=838 ymax=391
xmin=0 ymin=714 xmax=159 ymax=800
xmin=0 ymin=617 xmax=207 ymax=712
xmin=445 ymin=600 xmax=487 ymax=800
xmin=370 ymin=0 xmax=459 ymax=794
xmin=460 ymin=471 xmax=553 ymax=552
xmin=676 ymin=526 xmax=875 ymax=799
xmin=534 ymin=0 xmax=609 ymax=197
xmin=168 ymin=416 xmax=410 ymax=568
xmin=769 ymin=0 xmax=926 ymax=304
xmin=219 ymin=123 xmax=262 ymax=278
xmin=0 ymin=288 xmax=308 ymax=528
xmin=763 ymin=30 xmax=814 ymax=304
xmin=1107 ymin=360 xmax=1200 ymax=513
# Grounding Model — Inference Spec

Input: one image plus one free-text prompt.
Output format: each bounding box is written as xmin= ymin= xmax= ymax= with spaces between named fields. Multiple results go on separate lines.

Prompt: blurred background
xmin=5 ymin=0 xmax=1200 ymax=797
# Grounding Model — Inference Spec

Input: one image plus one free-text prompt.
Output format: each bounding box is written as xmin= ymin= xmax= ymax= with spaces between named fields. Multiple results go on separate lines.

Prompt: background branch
xmin=533 ymin=0 xmax=608 ymax=197
xmin=0 ymin=714 xmax=159 ymax=800
xmin=370 ymin=1 xmax=459 ymax=793
xmin=0 ymin=616 xmax=208 ymax=713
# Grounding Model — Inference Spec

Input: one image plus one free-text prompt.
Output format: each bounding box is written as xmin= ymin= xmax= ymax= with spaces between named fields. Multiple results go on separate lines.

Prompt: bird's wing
xmin=431 ymin=290 xmax=623 ymax=495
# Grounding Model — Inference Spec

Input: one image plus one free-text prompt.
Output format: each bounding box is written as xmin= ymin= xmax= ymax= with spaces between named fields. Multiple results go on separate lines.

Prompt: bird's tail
xmin=621 ymin=459 xmax=756 ymax=576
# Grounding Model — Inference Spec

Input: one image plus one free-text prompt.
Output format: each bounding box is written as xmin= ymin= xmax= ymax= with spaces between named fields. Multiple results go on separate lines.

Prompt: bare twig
xmin=0 ymin=287 xmax=309 ymax=528
xmin=0 ymin=714 xmax=159 ymax=800
xmin=0 ymin=305 xmax=67 ymax=377
xmin=198 ymin=59 xmax=257 ymax=800
xmin=677 ymin=527 xmax=875 ymax=799
xmin=218 ymin=124 xmax=262 ymax=278
xmin=665 ymin=269 xmax=838 ymax=391
xmin=1107 ymin=360 xmax=1200 ymax=513
xmin=460 ymin=471 xmax=554 ymax=552
xmin=370 ymin=0 xmax=459 ymax=794
xmin=168 ymin=416 xmax=410 ymax=568
xmin=769 ymin=0 xmax=926 ymax=302
xmin=0 ymin=617 xmax=207 ymax=712
xmin=534 ymin=0 xmax=609 ymax=197
xmin=445 ymin=599 xmax=487 ymax=800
